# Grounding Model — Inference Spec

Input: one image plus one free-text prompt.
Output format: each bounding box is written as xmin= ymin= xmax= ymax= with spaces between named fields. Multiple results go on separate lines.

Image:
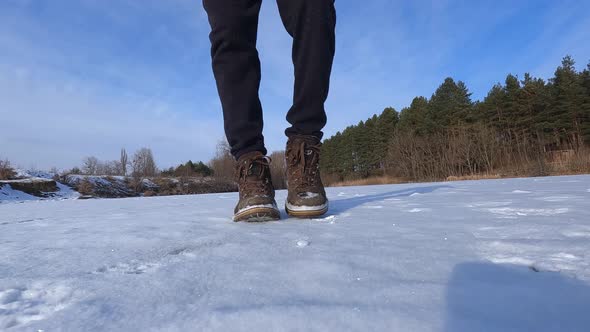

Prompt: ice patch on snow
xmin=561 ymin=229 xmax=590 ymax=238
xmin=313 ymin=215 xmax=336 ymax=223
xmin=467 ymin=201 xmax=512 ymax=208
xmin=407 ymin=208 xmax=431 ymax=213
xmin=296 ymin=240 xmax=310 ymax=247
xmin=486 ymin=207 xmax=569 ymax=217
xmin=487 ymin=256 xmax=535 ymax=266
xmin=538 ymin=195 xmax=572 ymax=202
xmin=551 ymin=252 xmax=581 ymax=261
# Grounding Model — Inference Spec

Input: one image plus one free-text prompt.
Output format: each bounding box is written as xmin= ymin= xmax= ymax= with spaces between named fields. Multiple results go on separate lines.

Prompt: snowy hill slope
xmin=1 ymin=175 xmax=589 ymax=331
xmin=0 ymin=169 xmax=79 ymax=202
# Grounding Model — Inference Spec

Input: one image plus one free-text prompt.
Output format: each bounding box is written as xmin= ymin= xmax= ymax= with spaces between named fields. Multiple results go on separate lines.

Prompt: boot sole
xmin=233 ymin=206 xmax=281 ymax=222
xmin=285 ymin=202 xmax=329 ymax=218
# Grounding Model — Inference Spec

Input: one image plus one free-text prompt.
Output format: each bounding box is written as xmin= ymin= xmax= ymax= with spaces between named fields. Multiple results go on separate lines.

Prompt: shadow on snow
xmin=444 ymin=262 xmax=590 ymax=332
xmin=328 ymin=184 xmax=452 ymax=214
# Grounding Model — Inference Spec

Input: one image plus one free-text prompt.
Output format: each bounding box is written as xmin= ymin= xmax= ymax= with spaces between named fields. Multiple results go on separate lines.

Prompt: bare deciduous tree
xmin=132 ymin=148 xmax=157 ymax=177
xmin=0 ymin=159 xmax=17 ymax=180
xmin=82 ymin=156 xmax=99 ymax=175
xmin=209 ymin=139 xmax=235 ymax=180
xmin=120 ymin=148 xmax=128 ymax=176
xmin=96 ymin=160 xmax=122 ymax=176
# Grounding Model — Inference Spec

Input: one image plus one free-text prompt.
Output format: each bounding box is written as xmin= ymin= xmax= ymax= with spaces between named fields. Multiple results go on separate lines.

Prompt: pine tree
xmin=375 ymin=107 xmax=399 ymax=170
xmin=478 ymin=83 xmax=506 ymax=133
xmin=320 ymin=134 xmax=339 ymax=176
xmin=579 ymin=61 xmax=590 ymax=144
xmin=517 ymin=74 xmax=548 ymax=144
xmin=351 ymin=121 xmax=370 ymax=176
xmin=340 ymin=126 xmax=356 ymax=176
xmin=427 ymin=78 xmax=473 ymax=131
xmin=503 ymin=74 xmax=522 ymax=138
xmin=548 ymin=56 xmax=586 ymax=148
xmin=397 ymin=96 xmax=429 ymax=134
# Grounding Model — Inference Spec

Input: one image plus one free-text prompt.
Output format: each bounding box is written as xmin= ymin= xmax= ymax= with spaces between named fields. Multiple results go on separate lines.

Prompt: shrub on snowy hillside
xmin=0 ymin=159 xmax=17 ymax=180
xmin=60 ymin=174 xmax=237 ymax=199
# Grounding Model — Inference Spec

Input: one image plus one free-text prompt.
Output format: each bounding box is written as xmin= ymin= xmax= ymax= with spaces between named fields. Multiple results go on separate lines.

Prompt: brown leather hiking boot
xmin=233 ymin=151 xmax=280 ymax=222
xmin=285 ymin=135 xmax=328 ymax=217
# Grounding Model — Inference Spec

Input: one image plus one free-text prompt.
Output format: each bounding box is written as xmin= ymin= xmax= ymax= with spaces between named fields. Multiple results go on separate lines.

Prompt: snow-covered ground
xmin=1 ymin=175 xmax=589 ymax=331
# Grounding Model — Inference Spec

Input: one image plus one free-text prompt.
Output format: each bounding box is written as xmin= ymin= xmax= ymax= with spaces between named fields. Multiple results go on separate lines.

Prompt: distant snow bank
xmin=1 ymin=169 xmax=237 ymax=203
xmin=0 ymin=182 xmax=38 ymax=202
xmin=1 ymin=169 xmax=79 ymax=203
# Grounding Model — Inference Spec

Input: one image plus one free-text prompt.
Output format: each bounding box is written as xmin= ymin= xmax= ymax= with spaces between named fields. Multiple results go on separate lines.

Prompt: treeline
xmin=61 ymin=146 xmax=235 ymax=197
xmin=321 ymin=56 xmax=590 ymax=182
xmin=71 ymin=148 xmax=212 ymax=179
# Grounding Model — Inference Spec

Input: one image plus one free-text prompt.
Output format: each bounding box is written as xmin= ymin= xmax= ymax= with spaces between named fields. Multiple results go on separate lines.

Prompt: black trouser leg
xmin=203 ymin=0 xmax=266 ymax=159
xmin=277 ymin=0 xmax=336 ymax=140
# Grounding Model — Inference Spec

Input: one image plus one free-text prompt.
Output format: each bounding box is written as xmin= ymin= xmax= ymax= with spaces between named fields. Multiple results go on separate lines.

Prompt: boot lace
xmin=288 ymin=140 xmax=321 ymax=192
xmin=236 ymin=156 xmax=273 ymax=196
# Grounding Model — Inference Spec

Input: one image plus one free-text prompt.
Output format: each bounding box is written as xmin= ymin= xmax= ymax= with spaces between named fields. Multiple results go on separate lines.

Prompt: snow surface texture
xmin=1 ymin=175 xmax=590 ymax=331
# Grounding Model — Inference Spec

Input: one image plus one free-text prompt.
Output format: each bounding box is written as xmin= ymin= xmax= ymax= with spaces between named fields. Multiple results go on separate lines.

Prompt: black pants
xmin=203 ymin=0 xmax=336 ymax=159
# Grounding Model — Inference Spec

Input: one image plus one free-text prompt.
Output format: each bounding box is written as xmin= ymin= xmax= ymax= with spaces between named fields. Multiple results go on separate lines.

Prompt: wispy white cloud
xmin=0 ymin=1 xmax=224 ymax=169
xmin=0 ymin=62 xmax=224 ymax=170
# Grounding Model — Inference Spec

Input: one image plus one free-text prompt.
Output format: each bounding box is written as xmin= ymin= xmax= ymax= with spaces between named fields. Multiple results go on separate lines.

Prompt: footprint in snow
xmin=0 ymin=282 xmax=79 ymax=329
xmin=168 ymin=247 xmax=198 ymax=259
xmin=0 ymin=218 xmax=44 ymax=226
xmin=94 ymin=261 xmax=160 ymax=275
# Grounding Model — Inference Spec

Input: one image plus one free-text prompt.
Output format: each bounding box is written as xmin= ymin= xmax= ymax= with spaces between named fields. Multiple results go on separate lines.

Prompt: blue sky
xmin=1 ymin=0 xmax=589 ymax=170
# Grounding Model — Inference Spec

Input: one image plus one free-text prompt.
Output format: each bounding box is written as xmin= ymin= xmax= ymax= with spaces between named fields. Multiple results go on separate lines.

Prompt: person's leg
xmin=276 ymin=0 xmax=336 ymax=140
xmin=277 ymin=0 xmax=335 ymax=218
xmin=203 ymin=0 xmax=266 ymax=159
xmin=204 ymin=0 xmax=279 ymax=222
